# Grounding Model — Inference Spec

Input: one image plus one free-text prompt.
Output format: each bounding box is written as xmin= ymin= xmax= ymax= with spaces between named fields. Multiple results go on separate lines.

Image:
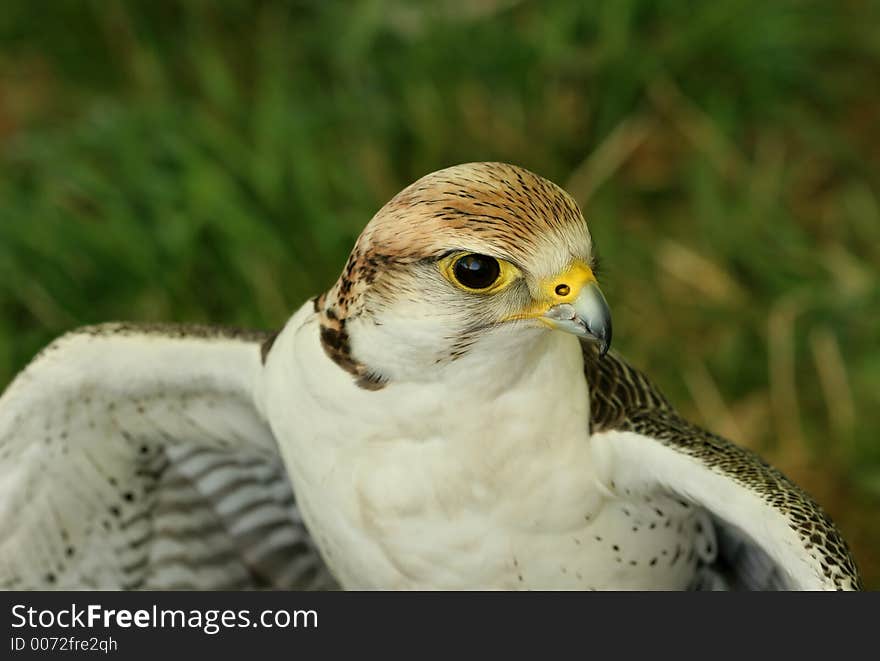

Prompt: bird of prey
xmin=0 ymin=162 xmax=861 ymax=590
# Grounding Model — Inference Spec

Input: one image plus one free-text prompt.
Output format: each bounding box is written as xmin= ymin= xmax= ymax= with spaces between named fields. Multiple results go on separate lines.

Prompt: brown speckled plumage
xmin=582 ymin=341 xmax=862 ymax=590
xmin=77 ymin=322 xmax=271 ymax=343
xmin=29 ymin=322 xmax=272 ymax=367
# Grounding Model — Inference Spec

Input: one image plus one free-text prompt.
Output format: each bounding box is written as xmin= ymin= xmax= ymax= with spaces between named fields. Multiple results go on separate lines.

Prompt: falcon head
xmin=317 ymin=162 xmax=611 ymax=388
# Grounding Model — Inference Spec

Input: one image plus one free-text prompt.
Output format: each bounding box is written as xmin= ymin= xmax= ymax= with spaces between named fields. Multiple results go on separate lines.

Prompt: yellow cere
xmin=506 ymin=261 xmax=597 ymax=322
xmin=540 ymin=261 xmax=595 ymax=302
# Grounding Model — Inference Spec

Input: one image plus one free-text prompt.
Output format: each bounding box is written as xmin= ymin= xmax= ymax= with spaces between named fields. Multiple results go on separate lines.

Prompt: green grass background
xmin=1 ymin=1 xmax=878 ymax=587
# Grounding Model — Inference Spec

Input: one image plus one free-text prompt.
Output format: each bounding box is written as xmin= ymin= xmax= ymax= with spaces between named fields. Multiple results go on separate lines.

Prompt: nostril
xmin=555 ymin=284 xmax=571 ymax=297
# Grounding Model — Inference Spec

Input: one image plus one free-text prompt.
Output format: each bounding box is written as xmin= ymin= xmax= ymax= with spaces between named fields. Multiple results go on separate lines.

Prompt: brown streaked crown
xmin=362 ymin=162 xmax=587 ymax=263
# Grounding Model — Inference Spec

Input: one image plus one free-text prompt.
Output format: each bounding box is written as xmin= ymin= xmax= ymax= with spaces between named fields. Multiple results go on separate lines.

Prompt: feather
xmin=0 ymin=324 xmax=335 ymax=590
xmin=583 ymin=342 xmax=861 ymax=590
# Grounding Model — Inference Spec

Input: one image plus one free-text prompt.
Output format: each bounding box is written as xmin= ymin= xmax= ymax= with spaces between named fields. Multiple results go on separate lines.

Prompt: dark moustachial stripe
xmin=260 ymin=331 xmax=280 ymax=365
xmin=316 ymin=289 xmax=386 ymax=391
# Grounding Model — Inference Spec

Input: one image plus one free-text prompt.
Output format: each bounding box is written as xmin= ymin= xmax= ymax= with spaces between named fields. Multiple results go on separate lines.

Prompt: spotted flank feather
xmin=582 ymin=341 xmax=862 ymax=590
xmin=0 ymin=324 xmax=335 ymax=590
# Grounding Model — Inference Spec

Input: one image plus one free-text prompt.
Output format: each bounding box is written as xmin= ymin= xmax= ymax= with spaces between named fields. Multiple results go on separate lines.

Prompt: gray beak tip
xmin=595 ymin=329 xmax=611 ymax=357
xmin=543 ymin=280 xmax=613 ymax=355
xmin=589 ymin=316 xmax=612 ymax=357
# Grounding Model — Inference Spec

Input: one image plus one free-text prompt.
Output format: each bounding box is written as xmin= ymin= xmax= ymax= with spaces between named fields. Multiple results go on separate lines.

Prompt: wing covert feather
xmin=582 ymin=342 xmax=861 ymax=591
xmin=0 ymin=323 xmax=335 ymax=590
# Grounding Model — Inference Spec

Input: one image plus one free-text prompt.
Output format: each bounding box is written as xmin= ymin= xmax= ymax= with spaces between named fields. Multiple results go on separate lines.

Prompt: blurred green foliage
xmin=0 ymin=0 xmax=878 ymax=586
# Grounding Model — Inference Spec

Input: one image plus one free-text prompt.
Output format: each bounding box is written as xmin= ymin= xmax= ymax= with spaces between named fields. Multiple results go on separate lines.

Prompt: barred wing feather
xmin=0 ymin=324 xmax=334 ymax=590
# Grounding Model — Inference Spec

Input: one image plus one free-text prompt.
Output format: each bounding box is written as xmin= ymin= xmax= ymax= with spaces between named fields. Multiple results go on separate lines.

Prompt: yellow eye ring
xmin=439 ymin=253 xmax=520 ymax=294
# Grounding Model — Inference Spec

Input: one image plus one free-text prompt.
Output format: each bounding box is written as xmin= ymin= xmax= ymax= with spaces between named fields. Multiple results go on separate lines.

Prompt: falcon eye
xmin=452 ymin=254 xmax=501 ymax=291
xmin=439 ymin=252 xmax=519 ymax=294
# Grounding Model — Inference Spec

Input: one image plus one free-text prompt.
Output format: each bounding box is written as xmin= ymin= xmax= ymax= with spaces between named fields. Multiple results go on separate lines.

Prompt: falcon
xmin=0 ymin=162 xmax=861 ymax=590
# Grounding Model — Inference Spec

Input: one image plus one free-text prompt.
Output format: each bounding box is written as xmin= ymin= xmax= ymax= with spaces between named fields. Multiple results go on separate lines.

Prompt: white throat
xmin=262 ymin=302 xmax=598 ymax=588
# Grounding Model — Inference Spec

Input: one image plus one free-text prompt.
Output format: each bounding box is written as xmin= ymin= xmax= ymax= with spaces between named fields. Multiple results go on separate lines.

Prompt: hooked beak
xmin=542 ymin=281 xmax=612 ymax=356
xmin=503 ymin=260 xmax=613 ymax=356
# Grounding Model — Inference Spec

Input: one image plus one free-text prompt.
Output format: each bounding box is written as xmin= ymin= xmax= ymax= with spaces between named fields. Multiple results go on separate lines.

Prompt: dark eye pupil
xmin=454 ymin=254 xmax=501 ymax=290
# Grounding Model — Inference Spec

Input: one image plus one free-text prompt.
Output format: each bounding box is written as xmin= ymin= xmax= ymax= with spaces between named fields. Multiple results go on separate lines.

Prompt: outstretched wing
xmin=0 ymin=323 xmax=335 ymax=590
xmin=582 ymin=342 xmax=861 ymax=591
